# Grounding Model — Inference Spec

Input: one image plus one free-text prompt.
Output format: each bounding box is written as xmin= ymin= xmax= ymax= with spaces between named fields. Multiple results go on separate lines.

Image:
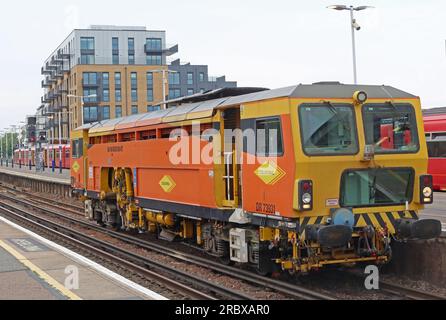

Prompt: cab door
xmin=220 ymin=107 xmax=242 ymax=208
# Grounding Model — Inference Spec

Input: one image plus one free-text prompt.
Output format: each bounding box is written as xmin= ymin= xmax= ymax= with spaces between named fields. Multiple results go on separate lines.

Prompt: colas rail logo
xmin=72 ymin=161 xmax=80 ymax=173
xmin=159 ymin=175 xmax=176 ymax=193
xmin=254 ymin=161 xmax=286 ymax=185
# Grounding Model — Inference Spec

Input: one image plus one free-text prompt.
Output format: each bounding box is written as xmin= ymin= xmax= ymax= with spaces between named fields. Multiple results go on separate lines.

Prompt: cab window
xmin=71 ymin=139 xmax=83 ymax=159
xmin=256 ymin=118 xmax=283 ymax=156
xmin=362 ymin=104 xmax=419 ymax=153
xmin=299 ymin=104 xmax=358 ymax=155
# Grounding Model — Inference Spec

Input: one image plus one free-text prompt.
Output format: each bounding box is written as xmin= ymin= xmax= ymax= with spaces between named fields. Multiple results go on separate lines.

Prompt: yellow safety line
xmin=0 ymin=240 xmax=82 ymax=300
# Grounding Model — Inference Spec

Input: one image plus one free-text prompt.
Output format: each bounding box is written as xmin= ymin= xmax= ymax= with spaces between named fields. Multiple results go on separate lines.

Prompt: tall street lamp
xmin=151 ymin=69 xmax=177 ymax=110
xmin=3 ymin=128 xmax=9 ymax=165
xmin=9 ymin=125 xmax=17 ymax=167
xmin=327 ymin=5 xmax=374 ymax=84
xmin=67 ymin=94 xmax=97 ymax=126
xmin=0 ymin=130 xmax=4 ymax=163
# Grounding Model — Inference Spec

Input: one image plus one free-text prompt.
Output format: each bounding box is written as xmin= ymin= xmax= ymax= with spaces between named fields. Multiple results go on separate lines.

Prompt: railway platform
xmin=0 ymin=165 xmax=70 ymax=197
xmin=0 ymin=215 xmax=166 ymax=300
xmin=0 ymin=163 xmax=70 ymax=184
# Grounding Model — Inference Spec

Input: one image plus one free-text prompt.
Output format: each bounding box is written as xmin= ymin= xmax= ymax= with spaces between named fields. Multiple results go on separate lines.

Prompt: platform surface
xmin=0 ymin=216 xmax=166 ymax=300
xmin=0 ymin=164 xmax=70 ymax=185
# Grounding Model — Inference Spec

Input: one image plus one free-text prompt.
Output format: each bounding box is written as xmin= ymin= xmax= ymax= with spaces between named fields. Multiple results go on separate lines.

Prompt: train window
xmin=256 ymin=118 xmax=284 ymax=156
xmin=299 ymin=104 xmax=358 ymax=155
xmin=427 ymin=142 xmax=446 ymax=158
xmin=139 ymin=130 xmax=156 ymax=140
xmin=71 ymin=139 xmax=83 ymax=159
xmin=362 ymin=104 xmax=419 ymax=154
xmin=340 ymin=168 xmax=414 ymax=208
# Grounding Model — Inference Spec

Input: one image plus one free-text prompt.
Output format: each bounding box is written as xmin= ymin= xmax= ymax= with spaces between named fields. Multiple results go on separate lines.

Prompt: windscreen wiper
xmin=324 ymin=101 xmax=339 ymax=116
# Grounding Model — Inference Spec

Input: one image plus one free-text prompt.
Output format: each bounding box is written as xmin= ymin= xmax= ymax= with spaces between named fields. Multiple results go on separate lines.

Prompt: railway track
xmin=0 ymin=187 xmax=335 ymax=300
xmin=0 ymin=197 xmax=252 ymax=300
xmin=0 ymin=183 xmax=84 ymax=213
xmin=379 ymin=279 xmax=446 ymax=300
xmin=3 ymin=185 xmax=445 ymax=300
xmin=345 ymin=270 xmax=446 ymax=300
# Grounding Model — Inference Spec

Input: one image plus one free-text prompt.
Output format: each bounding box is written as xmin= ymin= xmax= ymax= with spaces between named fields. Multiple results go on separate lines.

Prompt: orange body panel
xmin=241 ymin=114 xmax=296 ymax=218
xmin=86 ymin=137 xmax=218 ymax=208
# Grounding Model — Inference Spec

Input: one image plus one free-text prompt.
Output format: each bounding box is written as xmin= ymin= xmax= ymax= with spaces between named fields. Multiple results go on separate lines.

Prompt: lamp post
xmin=327 ymin=5 xmax=374 ymax=84
xmin=10 ymin=125 xmax=17 ymax=168
xmin=46 ymin=111 xmax=72 ymax=173
xmin=67 ymin=94 xmax=97 ymax=127
xmin=0 ymin=131 xmax=4 ymax=165
xmin=151 ymin=69 xmax=177 ymax=110
xmin=17 ymin=121 xmax=25 ymax=168
xmin=4 ymin=128 xmax=9 ymax=166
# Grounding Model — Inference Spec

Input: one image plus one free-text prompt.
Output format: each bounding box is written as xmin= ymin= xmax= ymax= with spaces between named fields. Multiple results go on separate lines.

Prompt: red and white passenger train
xmin=13 ymin=144 xmax=71 ymax=169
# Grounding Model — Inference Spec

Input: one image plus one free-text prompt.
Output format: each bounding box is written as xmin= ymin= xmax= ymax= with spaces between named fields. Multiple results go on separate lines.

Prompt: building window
xmin=128 ymin=38 xmax=134 ymax=50
xmin=102 ymin=106 xmax=110 ymax=120
xmin=114 ymin=73 xmax=121 ymax=88
xmin=168 ymin=72 xmax=180 ymax=85
xmin=200 ymin=88 xmax=205 ymax=93
xmin=80 ymin=54 xmax=95 ymax=64
xmin=131 ymin=89 xmax=138 ymax=102
xmin=115 ymin=89 xmax=122 ymax=102
xmin=112 ymin=37 xmax=119 ymax=50
xmin=147 ymin=105 xmax=161 ymax=112
xmin=187 ymin=89 xmax=194 ymax=96
xmin=83 ymin=106 xmax=98 ymax=123
xmin=112 ymin=37 xmax=119 ymax=65
xmin=147 ymin=89 xmax=153 ymax=102
xmin=146 ymin=55 xmax=162 ymax=65
xmin=199 ymin=72 xmax=205 ymax=82
xmin=146 ymin=38 xmax=162 ymax=50
xmin=83 ymin=88 xmax=98 ymax=102
xmin=187 ymin=72 xmax=194 ymax=85
xmin=82 ymin=72 xmax=97 ymax=85
xmin=146 ymin=72 xmax=153 ymax=86
xmin=112 ymin=54 xmax=119 ymax=65
xmin=103 ymin=89 xmax=110 ymax=102
xmin=131 ymin=105 xmax=138 ymax=115
xmin=169 ymin=89 xmax=181 ymax=99
xmin=131 ymin=72 xmax=137 ymax=89
xmin=80 ymin=37 xmax=95 ymax=50
xmin=102 ymin=73 xmax=109 ymax=87
xmin=128 ymin=54 xmax=135 ymax=65
xmin=115 ymin=105 xmax=122 ymax=118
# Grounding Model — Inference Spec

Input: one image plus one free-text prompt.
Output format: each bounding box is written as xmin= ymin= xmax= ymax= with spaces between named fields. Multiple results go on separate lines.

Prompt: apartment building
xmin=40 ymin=25 xmax=237 ymax=145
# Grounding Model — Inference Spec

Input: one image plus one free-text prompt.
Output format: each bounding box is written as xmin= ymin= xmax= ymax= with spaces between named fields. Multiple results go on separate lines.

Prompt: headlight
xmin=302 ymin=193 xmax=312 ymax=204
xmin=423 ymin=187 xmax=433 ymax=198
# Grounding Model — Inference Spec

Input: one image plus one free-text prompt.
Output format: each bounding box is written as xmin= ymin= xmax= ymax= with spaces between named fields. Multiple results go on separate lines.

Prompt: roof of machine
xmin=77 ymin=83 xmax=418 ymax=134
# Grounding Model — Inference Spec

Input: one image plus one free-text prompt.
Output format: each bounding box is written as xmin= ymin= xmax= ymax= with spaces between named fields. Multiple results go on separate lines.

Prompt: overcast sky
xmin=0 ymin=0 xmax=445 ymax=130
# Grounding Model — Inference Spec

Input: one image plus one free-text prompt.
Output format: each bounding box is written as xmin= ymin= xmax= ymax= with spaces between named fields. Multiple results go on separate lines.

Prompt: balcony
xmin=144 ymin=43 xmax=178 ymax=56
xmin=54 ymin=104 xmax=68 ymax=111
xmin=57 ymin=50 xmax=71 ymax=60
xmin=46 ymin=61 xmax=58 ymax=70
xmin=55 ymin=71 xmax=64 ymax=79
xmin=41 ymin=66 xmax=52 ymax=75
xmin=41 ymin=80 xmax=51 ymax=88
xmin=52 ymin=55 xmax=64 ymax=65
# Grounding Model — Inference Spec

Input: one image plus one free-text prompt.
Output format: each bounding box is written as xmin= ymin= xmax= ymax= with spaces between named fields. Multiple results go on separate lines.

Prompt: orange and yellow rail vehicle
xmin=71 ymin=83 xmax=441 ymax=274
